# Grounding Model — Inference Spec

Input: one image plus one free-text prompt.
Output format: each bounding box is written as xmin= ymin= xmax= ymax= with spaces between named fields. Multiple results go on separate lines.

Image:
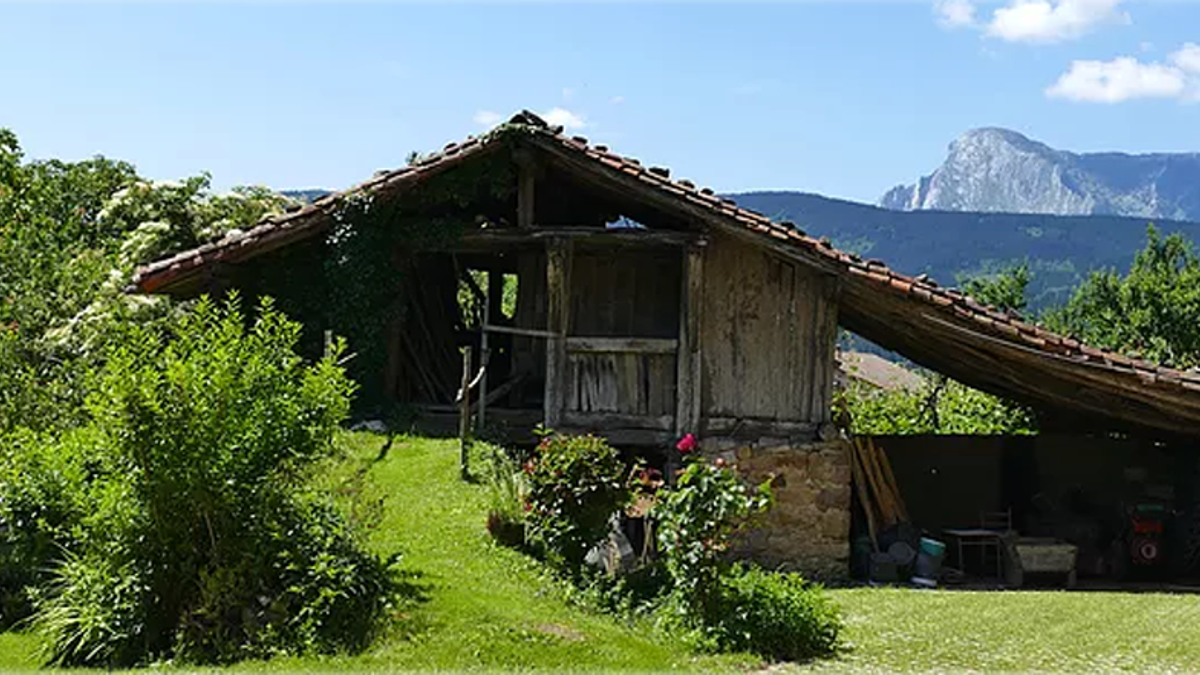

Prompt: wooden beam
xmin=675 ymin=244 xmax=704 ymax=437
xmin=544 ymin=238 xmax=573 ymax=428
xmin=558 ymin=427 xmax=675 ymax=446
xmin=483 ymin=324 xmax=556 ymax=340
xmin=529 ymin=137 xmax=840 ymax=278
xmin=700 ymin=417 xmax=820 ymax=441
xmin=566 ymin=337 xmax=678 ymax=354
xmin=562 ymin=412 xmax=675 ymax=431
xmin=518 ymin=164 xmax=536 ymax=229
xmin=456 ymin=227 xmax=705 ymax=249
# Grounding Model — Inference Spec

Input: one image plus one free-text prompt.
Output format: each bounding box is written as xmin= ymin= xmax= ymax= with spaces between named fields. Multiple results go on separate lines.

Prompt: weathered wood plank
xmin=701 ymin=416 xmax=820 ymax=441
xmin=698 ymin=231 xmax=836 ymax=424
xmin=562 ymin=411 xmax=675 ymax=431
xmin=558 ymin=427 xmax=675 ymax=446
xmin=566 ymin=337 xmax=679 ymax=354
xmin=544 ymin=238 xmax=573 ymax=427
xmin=517 ymin=166 xmax=536 ymax=229
xmin=485 ymin=324 xmax=557 ymax=339
xmin=458 ymin=227 xmax=705 ymax=248
xmin=676 ymin=244 xmax=704 ymax=436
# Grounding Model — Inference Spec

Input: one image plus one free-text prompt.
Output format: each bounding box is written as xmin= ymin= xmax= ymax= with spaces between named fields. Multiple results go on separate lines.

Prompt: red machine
xmin=1113 ymin=502 xmax=1170 ymax=579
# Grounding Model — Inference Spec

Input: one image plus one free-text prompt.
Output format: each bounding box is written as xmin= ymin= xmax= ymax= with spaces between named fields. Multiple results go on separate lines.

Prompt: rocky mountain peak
xmin=880 ymin=129 xmax=1200 ymax=221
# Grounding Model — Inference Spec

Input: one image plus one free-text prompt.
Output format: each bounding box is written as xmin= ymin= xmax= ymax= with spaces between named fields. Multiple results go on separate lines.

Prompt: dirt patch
xmin=535 ymin=622 xmax=585 ymax=641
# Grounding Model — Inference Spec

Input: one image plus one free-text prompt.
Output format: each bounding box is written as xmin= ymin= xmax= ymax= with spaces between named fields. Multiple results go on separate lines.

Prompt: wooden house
xmin=132 ymin=111 xmax=1200 ymax=578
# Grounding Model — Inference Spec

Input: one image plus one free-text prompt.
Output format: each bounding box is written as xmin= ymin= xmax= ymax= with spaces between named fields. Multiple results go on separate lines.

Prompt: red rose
xmin=676 ymin=433 xmax=697 ymax=454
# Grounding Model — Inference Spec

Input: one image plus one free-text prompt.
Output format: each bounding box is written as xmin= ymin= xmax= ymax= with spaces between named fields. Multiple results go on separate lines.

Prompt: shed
xmin=132 ymin=111 xmax=1200 ymax=578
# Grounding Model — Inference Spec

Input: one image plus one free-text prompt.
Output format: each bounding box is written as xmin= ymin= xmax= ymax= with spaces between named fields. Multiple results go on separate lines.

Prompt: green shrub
xmin=523 ymin=433 xmax=630 ymax=570
xmin=0 ymin=428 xmax=91 ymax=628
xmin=33 ymin=295 xmax=398 ymax=666
xmin=654 ymin=443 xmax=772 ymax=618
xmin=711 ymin=565 xmax=841 ymax=662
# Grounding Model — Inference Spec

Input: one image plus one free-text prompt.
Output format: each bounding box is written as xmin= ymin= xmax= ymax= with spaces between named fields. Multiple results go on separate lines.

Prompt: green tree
xmin=838 ymin=376 xmax=1035 ymax=436
xmin=962 ymin=263 xmax=1031 ymax=314
xmin=0 ymin=127 xmax=294 ymax=433
xmin=1043 ymin=224 xmax=1200 ymax=368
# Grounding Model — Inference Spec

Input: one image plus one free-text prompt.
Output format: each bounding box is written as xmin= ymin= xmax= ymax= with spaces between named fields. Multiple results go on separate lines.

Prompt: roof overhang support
xmin=544 ymin=236 xmax=573 ymax=428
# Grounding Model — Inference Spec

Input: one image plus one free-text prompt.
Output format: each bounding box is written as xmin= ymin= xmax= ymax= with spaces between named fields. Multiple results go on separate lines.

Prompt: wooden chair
xmin=945 ymin=508 xmax=1013 ymax=580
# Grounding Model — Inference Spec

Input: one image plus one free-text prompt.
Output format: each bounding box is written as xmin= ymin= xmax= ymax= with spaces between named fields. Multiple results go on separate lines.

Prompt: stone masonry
xmin=702 ymin=436 xmax=852 ymax=580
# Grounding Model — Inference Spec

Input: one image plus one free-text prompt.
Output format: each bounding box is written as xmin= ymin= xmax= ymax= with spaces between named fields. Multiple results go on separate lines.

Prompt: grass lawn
xmin=7 ymin=432 xmax=1200 ymax=673
xmin=0 ymin=433 xmax=755 ymax=673
xmin=803 ymin=587 xmax=1200 ymax=673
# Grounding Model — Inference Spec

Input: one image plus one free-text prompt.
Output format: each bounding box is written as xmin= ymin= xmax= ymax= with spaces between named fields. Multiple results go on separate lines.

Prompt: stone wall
xmin=702 ymin=436 xmax=852 ymax=580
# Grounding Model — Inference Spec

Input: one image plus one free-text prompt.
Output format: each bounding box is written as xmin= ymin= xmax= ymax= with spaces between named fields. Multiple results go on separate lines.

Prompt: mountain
xmin=880 ymin=128 xmax=1200 ymax=221
xmin=282 ymin=189 xmax=330 ymax=203
xmin=728 ymin=190 xmax=1200 ymax=312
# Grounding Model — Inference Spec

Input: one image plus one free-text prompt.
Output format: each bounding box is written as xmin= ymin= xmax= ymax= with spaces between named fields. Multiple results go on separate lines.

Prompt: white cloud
xmin=472 ymin=110 xmax=503 ymax=127
xmin=609 ymin=95 xmax=625 ymax=105
xmin=1046 ymin=56 xmax=1186 ymax=103
xmin=936 ymin=0 xmax=1128 ymax=43
xmin=541 ymin=107 xmax=587 ymax=130
xmin=1170 ymin=43 xmax=1200 ymax=74
xmin=986 ymin=0 xmax=1128 ymax=43
xmin=935 ymin=0 xmax=977 ymax=29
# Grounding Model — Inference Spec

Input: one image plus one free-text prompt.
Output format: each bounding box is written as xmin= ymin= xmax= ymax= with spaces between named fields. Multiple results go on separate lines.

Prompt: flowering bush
xmin=522 ymin=433 xmax=631 ymax=571
xmin=655 ymin=439 xmax=772 ymax=620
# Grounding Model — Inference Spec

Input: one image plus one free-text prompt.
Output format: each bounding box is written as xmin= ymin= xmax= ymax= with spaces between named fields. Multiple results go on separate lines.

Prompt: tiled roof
xmin=131 ymin=110 xmax=1200 ymax=435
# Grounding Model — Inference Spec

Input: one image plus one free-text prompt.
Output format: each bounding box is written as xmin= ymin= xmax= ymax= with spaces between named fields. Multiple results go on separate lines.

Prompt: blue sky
xmin=1 ymin=1 xmax=1198 ymax=203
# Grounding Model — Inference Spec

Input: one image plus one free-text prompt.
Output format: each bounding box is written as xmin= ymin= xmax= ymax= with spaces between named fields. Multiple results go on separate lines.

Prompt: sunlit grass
xmin=799 ymin=586 xmax=1200 ymax=673
xmin=0 ymin=432 xmax=754 ymax=673
xmin=9 ymin=432 xmax=1200 ymax=673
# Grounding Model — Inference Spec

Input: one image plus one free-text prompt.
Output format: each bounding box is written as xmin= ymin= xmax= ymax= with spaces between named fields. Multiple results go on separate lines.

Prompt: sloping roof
xmin=131 ymin=111 xmax=1200 ymax=438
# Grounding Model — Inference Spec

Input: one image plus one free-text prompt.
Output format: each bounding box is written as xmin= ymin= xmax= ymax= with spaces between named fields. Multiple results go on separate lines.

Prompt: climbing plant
xmin=249 ymin=143 xmax=519 ymax=413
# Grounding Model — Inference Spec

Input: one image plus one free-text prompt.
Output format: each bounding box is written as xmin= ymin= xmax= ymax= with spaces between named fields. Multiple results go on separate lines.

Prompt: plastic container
xmin=914 ymin=537 xmax=946 ymax=580
xmin=920 ymin=537 xmax=947 ymax=557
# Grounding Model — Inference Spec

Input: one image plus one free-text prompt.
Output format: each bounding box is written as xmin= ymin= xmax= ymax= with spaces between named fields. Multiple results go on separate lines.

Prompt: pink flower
xmin=714 ymin=457 xmax=726 ymax=469
xmin=676 ymin=433 xmax=697 ymax=454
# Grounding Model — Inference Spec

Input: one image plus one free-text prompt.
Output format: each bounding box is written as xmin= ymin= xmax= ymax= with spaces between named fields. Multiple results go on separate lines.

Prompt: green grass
xmin=8 ymin=432 xmax=1200 ymax=673
xmin=0 ymin=432 xmax=754 ymax=673
xmin=801 ymin=587 xmax=1200 ymax=673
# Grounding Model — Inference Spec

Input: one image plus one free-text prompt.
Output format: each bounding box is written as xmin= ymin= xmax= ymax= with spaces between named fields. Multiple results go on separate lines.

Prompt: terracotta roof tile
xmin=129 ymin=108 xmax=1200 ymax=410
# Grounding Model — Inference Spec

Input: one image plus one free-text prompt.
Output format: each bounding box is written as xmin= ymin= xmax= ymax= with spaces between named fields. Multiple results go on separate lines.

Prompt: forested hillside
xmin=729 ymin=190 xmax=1200 ymax=312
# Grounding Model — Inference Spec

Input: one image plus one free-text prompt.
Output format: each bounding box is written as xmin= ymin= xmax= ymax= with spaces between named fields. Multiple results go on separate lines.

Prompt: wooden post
xmin=544 ymin=238 xmax=572 ymax=428
xmin=515 ymin=147 xmax=537 ymax=229
xmin=518 ymin=167 xmax=536 ymax=229
xmin=459 ymin=346 xmax=472 ymax=480
xmin=478 ymin=275 xmax=491 ymax=430
xmin=675 ymin=243 xmax=704 ymax=437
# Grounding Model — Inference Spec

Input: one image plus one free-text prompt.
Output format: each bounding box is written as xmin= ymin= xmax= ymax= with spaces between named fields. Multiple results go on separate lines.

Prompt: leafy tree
xmin=0 ymin=127 xmax=293 ymax=433
xmin=837 ymin=376 xmax=1035 ymax=436
xmin=962 ymin=263 xmax=1031 ymax=314
xmin=1043 ymin=224 xmax=1200 ymax=368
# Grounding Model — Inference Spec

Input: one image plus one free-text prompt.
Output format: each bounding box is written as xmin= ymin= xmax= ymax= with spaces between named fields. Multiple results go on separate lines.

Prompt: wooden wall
xmin=564 ymin=248 xmax=681 ymax=418
xmin=700 ymin=232 xmax=838 ymax=424
xmin=568 ymin=249 xmax=681 ymax=338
